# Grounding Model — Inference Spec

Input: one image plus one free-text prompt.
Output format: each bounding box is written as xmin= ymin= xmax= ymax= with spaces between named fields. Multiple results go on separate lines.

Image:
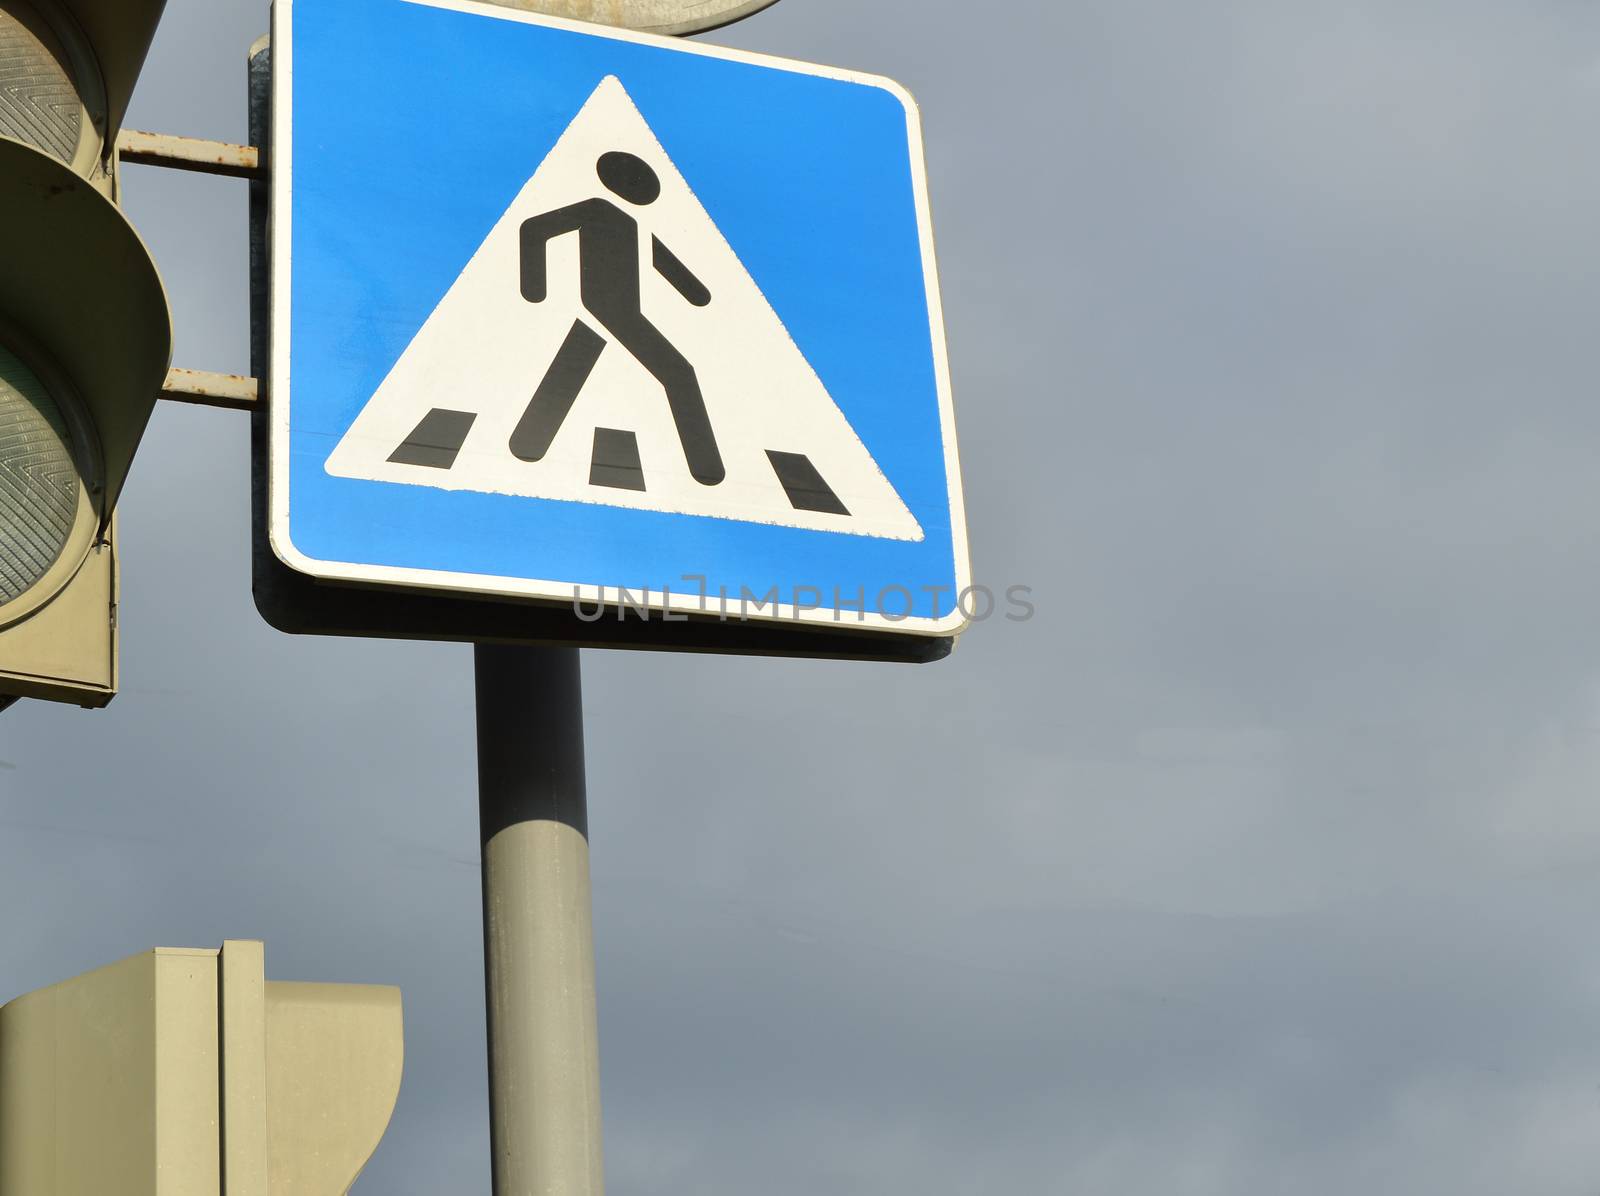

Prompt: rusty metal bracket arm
xmin=117 ymin=130 xmax=263 ymax=181
xmin=161 ymin=368 xmax=259 ymax=411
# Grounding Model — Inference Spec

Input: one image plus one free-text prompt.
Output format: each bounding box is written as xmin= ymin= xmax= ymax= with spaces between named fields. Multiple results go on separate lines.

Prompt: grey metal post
xmin=477 ymin=645 xmax=604 ymax=1195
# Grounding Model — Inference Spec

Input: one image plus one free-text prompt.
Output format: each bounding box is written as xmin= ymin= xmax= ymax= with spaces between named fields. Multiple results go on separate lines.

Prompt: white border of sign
xmin=269 ymin=0 xmax=971 ymax=637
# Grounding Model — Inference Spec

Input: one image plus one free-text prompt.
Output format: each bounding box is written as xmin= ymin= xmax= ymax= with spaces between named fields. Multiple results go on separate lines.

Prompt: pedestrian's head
xmin=597 ymin=151 xmax=661 ymax=205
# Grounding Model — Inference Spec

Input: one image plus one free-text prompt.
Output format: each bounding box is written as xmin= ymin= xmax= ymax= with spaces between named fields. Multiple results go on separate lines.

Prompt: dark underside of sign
xmin=248 ymin=459 xmax=952 ymax=664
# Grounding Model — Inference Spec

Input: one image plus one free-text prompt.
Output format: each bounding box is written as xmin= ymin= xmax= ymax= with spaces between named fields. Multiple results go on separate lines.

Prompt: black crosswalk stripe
xmin=766 ymin=450 xmax=850 ymax=516
xmin=589 ymin=428 xmax=647 ymax=492
xmin=389 ymin=408 xmax=477 ymax=470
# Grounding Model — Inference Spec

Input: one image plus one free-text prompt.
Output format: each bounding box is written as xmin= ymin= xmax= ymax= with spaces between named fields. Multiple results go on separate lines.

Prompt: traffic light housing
xmin=0 ymin=941 xmax=404 ymax=1194
xmin=0 ymin=0 xmax=172 ymax=708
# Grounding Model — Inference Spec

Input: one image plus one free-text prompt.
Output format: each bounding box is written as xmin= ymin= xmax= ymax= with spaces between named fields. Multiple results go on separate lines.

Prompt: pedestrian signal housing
xmin=0 ymin=0 xmax=172 ymax=708
xmin=0 ymin=941 xmax=404 ymax=1194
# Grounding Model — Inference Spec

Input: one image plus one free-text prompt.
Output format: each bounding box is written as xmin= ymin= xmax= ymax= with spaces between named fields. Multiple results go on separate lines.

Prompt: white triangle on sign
xmin=324 ymin=75 xmax=924 ymax=543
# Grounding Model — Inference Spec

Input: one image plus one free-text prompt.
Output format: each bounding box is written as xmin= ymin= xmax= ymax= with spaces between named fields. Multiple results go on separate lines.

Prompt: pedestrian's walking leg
xmin=615 ymin=319 xmax=725 ymax=486
xmin=511 ymin=320 xmax=607 ymax=462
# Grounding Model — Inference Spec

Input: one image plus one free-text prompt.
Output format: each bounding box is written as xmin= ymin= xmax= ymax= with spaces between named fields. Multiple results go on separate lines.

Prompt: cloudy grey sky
xmin=8 ymin=0 xmax=1600 ymax=1190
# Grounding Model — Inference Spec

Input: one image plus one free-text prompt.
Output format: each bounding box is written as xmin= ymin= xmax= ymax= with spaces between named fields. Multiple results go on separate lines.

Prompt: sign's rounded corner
xmin=267 ymin=514 xmax=331 ymax=582
xmin=925 ymin=605 xmax=971 ymax=639
xmin=858 ymin=70 xmax=924 ymax=125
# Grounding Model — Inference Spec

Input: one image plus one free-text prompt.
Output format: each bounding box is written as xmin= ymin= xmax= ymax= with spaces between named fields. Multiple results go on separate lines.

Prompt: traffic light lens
xmin=0 ymin=4 xmax=98 ymax=169
xmin=0 ymin=344 xmax=79 ymax=607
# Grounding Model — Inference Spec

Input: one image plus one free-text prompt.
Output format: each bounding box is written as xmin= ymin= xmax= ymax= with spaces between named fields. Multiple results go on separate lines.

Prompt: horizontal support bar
xmin=161 ymin=368 xmax=259 ymax=411
xmin=117 ymin=130 xmax=262 ymax=180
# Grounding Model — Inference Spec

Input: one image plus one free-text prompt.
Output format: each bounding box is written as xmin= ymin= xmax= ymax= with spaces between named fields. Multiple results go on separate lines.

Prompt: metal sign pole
xmin=476 ymin=645 xmax=603 ymax=1195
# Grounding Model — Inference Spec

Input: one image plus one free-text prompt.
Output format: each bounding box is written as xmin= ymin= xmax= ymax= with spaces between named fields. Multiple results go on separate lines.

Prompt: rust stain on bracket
xmin=162 ymin=368 xmax=260 ymax=411
xmin=117 ymin=130 xmax=263 ymax=181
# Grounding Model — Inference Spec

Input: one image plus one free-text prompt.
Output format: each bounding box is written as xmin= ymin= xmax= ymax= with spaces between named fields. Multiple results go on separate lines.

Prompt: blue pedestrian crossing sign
xmin=270 ymin=0 xmax=970 ymax=640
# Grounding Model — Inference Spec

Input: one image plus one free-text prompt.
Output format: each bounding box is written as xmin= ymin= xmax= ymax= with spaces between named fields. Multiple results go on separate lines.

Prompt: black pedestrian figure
xmin=512 ymin=150 xmax=725 ymax=487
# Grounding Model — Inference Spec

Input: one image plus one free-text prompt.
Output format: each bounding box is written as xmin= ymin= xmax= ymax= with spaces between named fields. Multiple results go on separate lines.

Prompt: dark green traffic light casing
xmin=0 ymin=0 xmax=171 ymax=707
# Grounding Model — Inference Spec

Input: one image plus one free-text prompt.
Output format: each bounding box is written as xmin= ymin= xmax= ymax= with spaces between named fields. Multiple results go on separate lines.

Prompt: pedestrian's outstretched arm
xmin=520 ymin=204 xmax=589 ymax=302
xmin=653 ymin=237 xmax=712 ymax=307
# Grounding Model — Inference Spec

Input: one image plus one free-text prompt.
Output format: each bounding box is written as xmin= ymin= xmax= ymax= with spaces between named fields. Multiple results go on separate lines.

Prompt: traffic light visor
xmin=0 ymin=135 xmax=171 ymax=519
